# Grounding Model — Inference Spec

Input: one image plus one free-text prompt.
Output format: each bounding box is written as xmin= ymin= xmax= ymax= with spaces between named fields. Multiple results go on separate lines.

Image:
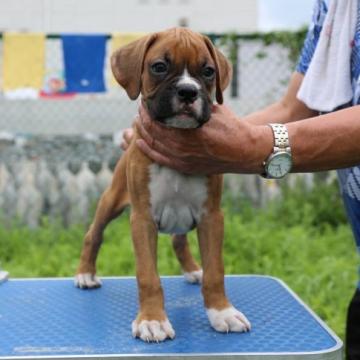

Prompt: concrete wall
xmin=0 ymin=0 xmax=258 ymax=34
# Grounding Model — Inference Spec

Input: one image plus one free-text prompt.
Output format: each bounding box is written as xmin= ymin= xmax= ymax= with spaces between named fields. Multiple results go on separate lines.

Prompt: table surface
xmin=0 ymin=275 xmax=342 ymax=359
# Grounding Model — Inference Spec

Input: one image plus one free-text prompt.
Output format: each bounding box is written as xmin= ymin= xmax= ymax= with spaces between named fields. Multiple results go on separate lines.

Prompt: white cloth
xmin=297 ymin=0 xmax=357 ymax=112
xmin=4 ymin=87 xmax=39 ymax=100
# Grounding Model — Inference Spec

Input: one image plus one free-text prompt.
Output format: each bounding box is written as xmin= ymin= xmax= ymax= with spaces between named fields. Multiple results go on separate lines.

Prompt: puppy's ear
xmin=202 ymin=35 xmax=232 ymax=104
xmin=111 ymin=33 xmax=158 ymax=100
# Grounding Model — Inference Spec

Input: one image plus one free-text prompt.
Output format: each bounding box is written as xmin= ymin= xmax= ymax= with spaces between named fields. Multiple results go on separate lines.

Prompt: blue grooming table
xmin=0 ymin=276 xmax=342 ymax=360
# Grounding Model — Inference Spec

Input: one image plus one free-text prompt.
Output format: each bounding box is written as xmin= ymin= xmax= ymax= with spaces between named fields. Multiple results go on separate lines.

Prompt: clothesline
xmin=0 ymin=32 xmax=146 ymax=97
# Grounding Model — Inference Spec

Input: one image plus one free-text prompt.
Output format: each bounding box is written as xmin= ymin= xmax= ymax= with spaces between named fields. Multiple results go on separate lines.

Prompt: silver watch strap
xmin=268 ymin=123 xmax=291 ymax=153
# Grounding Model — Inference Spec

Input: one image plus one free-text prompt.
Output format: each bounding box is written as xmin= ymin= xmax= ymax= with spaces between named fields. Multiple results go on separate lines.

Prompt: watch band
xmin=269 ymin=123 xmax=291 ymax=152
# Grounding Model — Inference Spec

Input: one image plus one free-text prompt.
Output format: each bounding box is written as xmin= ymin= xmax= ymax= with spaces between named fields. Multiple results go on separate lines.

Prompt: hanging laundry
xmin=111 ymin=32 xmax=147 ymax=51
xmin=3 ymin=32 xmax=45 ymax=91
xmin=40 ymin=38 xmax=67 ymax=97
xmin=110 ymin=32 xmax=147 ymax=86
xmin=62 ymin=34 xmax=107 ymax=93
xmin=40 ymin=40 xmax=75 ymax=100
xmin=0 ymin=41 xmax=3 ymax=91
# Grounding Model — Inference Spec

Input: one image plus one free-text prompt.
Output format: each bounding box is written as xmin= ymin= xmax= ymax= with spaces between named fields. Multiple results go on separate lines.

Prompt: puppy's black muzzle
xmin=146 ymin=78 xmax=211 ymax=128
xmin=176 ymin=84 xmax=199 ymax=104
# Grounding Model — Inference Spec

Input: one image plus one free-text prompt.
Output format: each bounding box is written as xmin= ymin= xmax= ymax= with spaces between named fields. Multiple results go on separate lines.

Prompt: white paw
xmin=74 ymin=273 xmax=102 ymax=289
xmin=184 ymin=269 xmax=203 ymax=284
xmin=132 ymin=319 xmax=175 ymax=342
xmin=207 ymin=306 xmax=251 ymax=333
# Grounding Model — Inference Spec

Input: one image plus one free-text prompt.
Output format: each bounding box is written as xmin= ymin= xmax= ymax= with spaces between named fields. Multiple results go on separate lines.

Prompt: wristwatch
xmin=261 ymin=123 xmax=292 ymax=179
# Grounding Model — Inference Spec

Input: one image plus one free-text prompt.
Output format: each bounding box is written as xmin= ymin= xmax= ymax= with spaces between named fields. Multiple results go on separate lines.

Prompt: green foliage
xmin=260 ymin=28 xmax=308 ymax=65
xmin=223 ymin=175 xmax=348 ymax=229
xmin=209 ymin=27 xmax=308 ymax=67
xmin=0 ymin=181 xmax=358 ymax=341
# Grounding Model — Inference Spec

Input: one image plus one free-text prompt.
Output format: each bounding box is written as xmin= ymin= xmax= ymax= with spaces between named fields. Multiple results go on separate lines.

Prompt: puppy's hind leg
xmin=172 ymin=234 xmax=202 ymax=284
xmin=75 ymin=156 xmax=129 ymax=289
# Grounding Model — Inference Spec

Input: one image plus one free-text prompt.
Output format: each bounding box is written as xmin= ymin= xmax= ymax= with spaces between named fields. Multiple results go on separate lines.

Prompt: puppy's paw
xmin=184 ymin=269 xmax=203 ymax=284
xmin=132 ymin=318 xmax=175 ymax=342
xmin=206 ymin=306 xmax=251 ymax=333
xmin=74 ymin=273 xmax=102 ymax=289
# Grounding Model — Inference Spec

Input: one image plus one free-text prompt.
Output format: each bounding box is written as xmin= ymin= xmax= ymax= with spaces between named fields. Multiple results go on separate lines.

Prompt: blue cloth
xmin=62 ymin=35 xmax=106 ymax=93
xmin=297 ymin=0 xmax=360 ymax=287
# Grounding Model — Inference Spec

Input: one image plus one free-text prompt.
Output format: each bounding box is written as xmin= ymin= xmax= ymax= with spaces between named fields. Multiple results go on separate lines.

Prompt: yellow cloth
xmin=111 ymin=32 xmax=147 ymax=52
xmin=110 ymin=32 xmax=147 ymax=86
xmin=3 ymin=32 xmax=45 ymax=90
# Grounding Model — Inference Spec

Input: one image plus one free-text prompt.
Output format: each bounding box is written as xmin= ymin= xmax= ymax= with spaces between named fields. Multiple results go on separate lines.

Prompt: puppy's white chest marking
xmin=149 ymin=164 xmax=207 ymax=234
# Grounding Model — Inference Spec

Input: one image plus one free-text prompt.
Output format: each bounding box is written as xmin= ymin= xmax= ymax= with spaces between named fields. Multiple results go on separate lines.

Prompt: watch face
xmin=267 ymin=152 xmax=292 ymax=179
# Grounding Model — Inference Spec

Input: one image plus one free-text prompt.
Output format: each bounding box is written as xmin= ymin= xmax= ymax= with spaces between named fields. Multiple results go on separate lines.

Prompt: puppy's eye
xmin=203 ymin=66 xmax=215 ymax=79
xmin=151 ymin=61 xmax=168 ymax=74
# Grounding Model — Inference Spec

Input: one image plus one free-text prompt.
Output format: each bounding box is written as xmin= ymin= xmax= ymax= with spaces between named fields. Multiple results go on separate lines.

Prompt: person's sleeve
xmin=296 ymin=0 xmax=328 ymax=74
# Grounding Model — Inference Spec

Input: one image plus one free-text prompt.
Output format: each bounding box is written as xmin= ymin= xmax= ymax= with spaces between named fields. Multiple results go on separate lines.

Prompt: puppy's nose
xmin=176 ymin=84 xmax=199 ymax=103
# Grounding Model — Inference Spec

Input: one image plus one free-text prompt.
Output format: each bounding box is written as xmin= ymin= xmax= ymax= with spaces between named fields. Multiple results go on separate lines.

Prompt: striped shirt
xmin=296 ymin=0 xmax=360 ymax=264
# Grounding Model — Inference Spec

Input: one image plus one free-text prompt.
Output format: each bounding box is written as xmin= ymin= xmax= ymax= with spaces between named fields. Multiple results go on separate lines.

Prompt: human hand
xmin=120 ymin=128 xmax=134 ymax=151
xmin=135 ymin=103 xmax=272 ymax=175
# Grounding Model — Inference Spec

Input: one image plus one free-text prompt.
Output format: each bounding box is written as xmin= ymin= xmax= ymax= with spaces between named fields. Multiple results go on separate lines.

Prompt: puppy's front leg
xmin=131 ymin=211 xmax=175 ymax=342
xmin=197 ymin=210 xmax=251 ymax=333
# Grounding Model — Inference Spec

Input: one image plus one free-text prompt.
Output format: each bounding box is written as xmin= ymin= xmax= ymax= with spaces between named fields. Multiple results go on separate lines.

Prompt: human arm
xmin=287 ymin=106 xmax=360 ymax=172
xmin=135 ymin=102 xmax=360 ymax=175
xmin=241 ymin=71 xmax=360 ymax=172
xmin=242 ymin=72 xmax=318 ymax=125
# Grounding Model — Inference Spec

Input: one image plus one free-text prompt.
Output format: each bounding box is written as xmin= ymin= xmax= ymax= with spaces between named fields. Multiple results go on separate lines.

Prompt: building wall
xmin=0 ymin=0 xmax=258 ymax=34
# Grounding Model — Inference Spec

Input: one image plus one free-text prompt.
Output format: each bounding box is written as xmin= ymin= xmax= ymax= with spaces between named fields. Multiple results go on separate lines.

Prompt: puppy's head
xmin=111 ymin=28 xmax=232 ymax=129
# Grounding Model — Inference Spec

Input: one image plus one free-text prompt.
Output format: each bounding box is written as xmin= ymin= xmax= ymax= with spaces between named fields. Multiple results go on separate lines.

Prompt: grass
xmin=0 ymin=178 xmax=359 ymax=340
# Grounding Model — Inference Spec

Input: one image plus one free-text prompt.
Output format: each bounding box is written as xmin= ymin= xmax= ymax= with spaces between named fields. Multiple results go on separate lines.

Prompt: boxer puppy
xmin=75 ymin=28 xmax=251 ymax=342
